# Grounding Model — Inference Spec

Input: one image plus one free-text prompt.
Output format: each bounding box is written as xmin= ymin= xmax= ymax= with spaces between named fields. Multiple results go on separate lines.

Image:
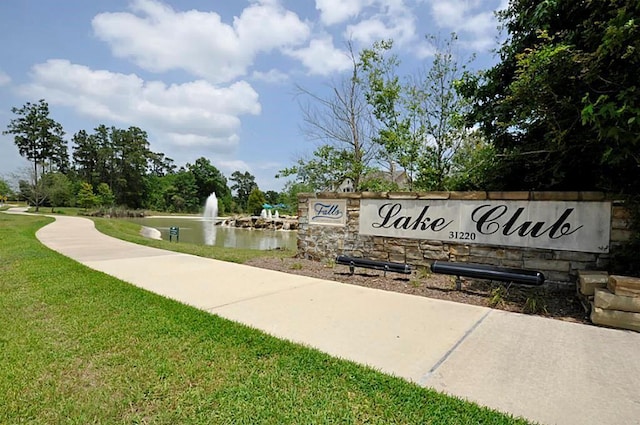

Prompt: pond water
xmin=126 ymin=216 xmax=297 ymax=251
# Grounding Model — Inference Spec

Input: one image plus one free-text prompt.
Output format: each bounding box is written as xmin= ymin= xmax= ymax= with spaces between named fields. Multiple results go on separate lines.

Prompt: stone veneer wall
xmin=296 ymin=191 xmax=632 ymax=285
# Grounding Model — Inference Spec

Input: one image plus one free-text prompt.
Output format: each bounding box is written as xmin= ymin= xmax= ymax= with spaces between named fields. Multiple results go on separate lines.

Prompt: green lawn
xmin=26 ymin=207 xmax=295 ymax=263
xmin=91 ymin=216 xmax=295 ymax=264
xmin=0 ymin=213 xmax=532 ymax=424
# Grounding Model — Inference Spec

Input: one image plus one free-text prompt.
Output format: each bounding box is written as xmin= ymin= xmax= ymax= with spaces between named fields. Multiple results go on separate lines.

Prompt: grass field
xmin=0 ymin=213 xmax=532 ymax=424
xmin=91 ymin=216 xmax=295 ymax=264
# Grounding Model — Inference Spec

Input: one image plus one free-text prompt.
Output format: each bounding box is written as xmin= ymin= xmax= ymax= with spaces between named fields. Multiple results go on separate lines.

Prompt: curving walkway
xmin=8 ymin=209 xmax=640 ymax=425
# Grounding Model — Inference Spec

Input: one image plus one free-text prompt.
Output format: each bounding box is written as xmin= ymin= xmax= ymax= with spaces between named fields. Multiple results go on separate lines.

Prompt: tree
xmin=230 ymin=171 xmax=257 ymax=212
xmin=264 ymin=190 xmax=280 ymax=205
xmin=277 ymin=145 xmax=358 ymax=191
xmin=163 ymin=169 xmax=199 ymax=213
xmin=445 ymin=131 xmax=497 ymax=190
xmin=42 ymin=172 xmax=73 ymax=212
xmin=4 ymin=99 xmax=67 ymax=210
xmin=96 ymin=183 xmax=115 ymax=208
xmin=187 ymin=157 xmax=231 ymax=208
xmin=407 ymin=34 xmax=475 ymax=190
xmin=73 ymin=125 xmax=157 ymax=208
xmin=282 ymin=42 xmax=377 ymax=190
xmin=111 ymin=126 xmax=151 ymax=208
xmin=459 ymin=0 xmax=640 ymax=193
xmin=279 ymin=181 xmax=313 ymax=215
xmin=77 ymin=182 xmax=98 ymax=210
xmin=72 ymin=129 xmax=100 ymax=188
xmin=360 ymin=40 xmax=415 ymax=187
xmin=359 ymin=35 xmax=474 ymax=190
xmin=147 ymin=152 xmax=176 ymax=177
xmin=0 ymin=177 xmax=12 ymax=203
xmin=15 ymin=167 xmax=47 ymax=208
xmin=246 ymin=188 xmax=266 ymax=216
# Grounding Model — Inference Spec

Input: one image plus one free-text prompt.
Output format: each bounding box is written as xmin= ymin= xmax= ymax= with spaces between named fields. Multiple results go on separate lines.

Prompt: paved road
xmin=11 ymin=210 xmax=640 ymax=425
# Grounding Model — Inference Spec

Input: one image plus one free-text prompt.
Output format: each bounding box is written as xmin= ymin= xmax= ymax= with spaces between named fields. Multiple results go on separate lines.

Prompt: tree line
xmin=3 ymin=1 xmax=637 ymax=214
xmin=2 ymin=99 xmax=293 ymax=215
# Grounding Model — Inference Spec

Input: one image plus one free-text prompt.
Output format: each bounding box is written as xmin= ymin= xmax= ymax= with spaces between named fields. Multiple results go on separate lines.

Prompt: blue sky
xmin=0 ymin=0 xmax=506 ymax=192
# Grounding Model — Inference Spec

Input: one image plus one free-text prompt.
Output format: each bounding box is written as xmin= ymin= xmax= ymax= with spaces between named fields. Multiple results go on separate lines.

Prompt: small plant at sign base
xmin=524 ymin=293 xmax=549 ymax=315
xmin=410 ymin=279 xmax=422 ymax=288
xmin=290 ymin=262 xmax=303 ymax=270
xmin=489 ymin=285 xmax=507 ymax=308
xmin=448 ymin=276 xmax=458 ymax=289
xmin=324 ymin=259 xmax=336 ymax=269
xmin=417 ymin=267 xmax=432 ymax=279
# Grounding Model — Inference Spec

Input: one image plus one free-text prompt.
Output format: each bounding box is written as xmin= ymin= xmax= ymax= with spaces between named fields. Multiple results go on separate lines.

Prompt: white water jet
xmin=260 ymin=209 xmax=267 ymax=219
xmin=203 ymin=192 xmax=218 ymax=245
xmin=274 ymin=210 xmax=279 ymax=219
xmin=204 ymin=192 xmax=218 ymax=220
xmin=267 ymin=209 xmax=272 ymax=220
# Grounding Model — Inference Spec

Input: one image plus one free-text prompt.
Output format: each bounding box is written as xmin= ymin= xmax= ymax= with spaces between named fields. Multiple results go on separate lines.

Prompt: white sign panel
xmin=309 ymin=199 xmax=347 ymax=226
xmin=359 ymin=200 xmax=611 ymax=253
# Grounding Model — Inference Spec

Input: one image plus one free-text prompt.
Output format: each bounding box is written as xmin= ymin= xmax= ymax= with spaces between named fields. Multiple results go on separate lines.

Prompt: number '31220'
xmin=449 ymin=231 xmax=476 ymax=240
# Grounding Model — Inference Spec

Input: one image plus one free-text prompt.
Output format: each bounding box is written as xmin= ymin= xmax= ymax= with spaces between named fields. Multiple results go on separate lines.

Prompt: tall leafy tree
xmin=72 ymin=124 xmax=114 ymax=191
xmin=73 ymin=125 xmax=154 ymax=208
xmin=359 ymin=40 xmax=414 ymax=186
xmin=42 ymin=172 xmax=73 ymax=212
xmin=247 ymin=188 xmax=266 ymax=216
xmin=406 ymin=34 xmax=475 ymax=190
xmin=4 ymin=99 xmax=67 ymax=210
xmin=110 ymin=126 xmax=151 ymax=208
xmin=264 ymin=190 xmax=280 ymax=205
xmin=459 ymin=0 xmax=640 ymax=193
xmin=230 ymin=171 xmax=258 ymax=212
xmin=360 ymin=35 xmax=474 ymax=190
xmin=96 ymin=183 xmax=115 ymax=208
xmin=0 ymin=177 xmax=12 ymax=201
xmin=277 ymin=145 xmax=357 ymax=191
xmin=76 ymin=182 xmax=98 ymax=210
xmin=72 ymin=129 xmax=100 ymax=188
xmin=187 ymin=157 xmax=230 ymax=207
xmin=164 ymin=169 xmax=199 ymax=213
xmin=147 ymin=152 xmax=176 ymax=177
xmin=279 ymin=181 xmax=313 ymax=215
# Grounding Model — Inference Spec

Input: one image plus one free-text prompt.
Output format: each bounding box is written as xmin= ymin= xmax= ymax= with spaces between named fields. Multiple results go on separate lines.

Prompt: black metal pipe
xmin=430 ymin=261 xmax=545 ymax=286
xmin=336 ymin=255 xmax=412 ymax=275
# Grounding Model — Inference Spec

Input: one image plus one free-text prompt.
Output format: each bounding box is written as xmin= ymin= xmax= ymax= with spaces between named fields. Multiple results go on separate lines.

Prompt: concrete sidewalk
xmin=17 ymin=212 xmax=640 ymax=425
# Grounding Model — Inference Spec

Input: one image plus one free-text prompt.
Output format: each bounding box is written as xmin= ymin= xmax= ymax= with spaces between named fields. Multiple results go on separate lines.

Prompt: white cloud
xmin=20 ymin=59 xmax=261 ymax=154
xmin=92 ymin=0 xmax=310 ymax=83
xmin=346 ymin=17 xmax=389 ymax=44
xmin=215 ymin=159 xmax=252 ymax=173
xmin=316 ymin=0 xmax=370 ymax=25
xmin=414 ymin=40 xmax=436 ymax=59
xmin=315 ymin=0 xmax=410 ymax=26
xmin=251 ymin=69 xmax=289 ymax=84
xmin=429 ymin=0 xmax=501 ymax=51
xmin=285 ymin=36 xmax=352 ymax=75
xmin=343 ymin=3 xmax=416 ymax=47
xmin=0 ymin=70 xmax=10 ymax=86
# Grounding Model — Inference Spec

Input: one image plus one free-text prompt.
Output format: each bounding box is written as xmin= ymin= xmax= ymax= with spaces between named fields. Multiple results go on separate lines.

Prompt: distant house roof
xmin=364 ymin=170 xmax=409 ymax=189
xmin=333 ymin=177 xmax=354 ymax=192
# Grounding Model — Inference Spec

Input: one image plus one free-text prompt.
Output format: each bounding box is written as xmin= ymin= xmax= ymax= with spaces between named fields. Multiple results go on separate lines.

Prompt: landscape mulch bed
xmin=244 ymin=257 xmax=590 ymax=324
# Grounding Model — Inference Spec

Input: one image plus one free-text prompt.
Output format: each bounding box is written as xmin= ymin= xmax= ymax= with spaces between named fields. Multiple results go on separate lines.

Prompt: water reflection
xmin=203 ymin=220 xmax=217 ymax=246
xmin=126 ymin=216 xmax=296 ymax=251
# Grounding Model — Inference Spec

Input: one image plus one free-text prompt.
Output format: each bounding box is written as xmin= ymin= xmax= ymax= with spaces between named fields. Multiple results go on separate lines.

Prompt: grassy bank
xmin=91 ymin=217 xmax=294 ymax=263
xmin=0 ymin=213 xmax=531 ymax=424
xmin=27 ymin=207 xmax=295 ymax=263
